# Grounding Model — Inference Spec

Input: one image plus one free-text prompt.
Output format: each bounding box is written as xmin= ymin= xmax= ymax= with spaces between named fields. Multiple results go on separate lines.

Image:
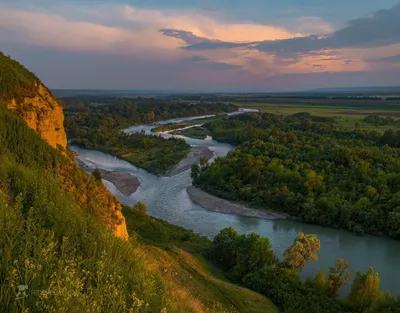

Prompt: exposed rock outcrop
xmin=7 ymin=83 xmax=67 ymax=150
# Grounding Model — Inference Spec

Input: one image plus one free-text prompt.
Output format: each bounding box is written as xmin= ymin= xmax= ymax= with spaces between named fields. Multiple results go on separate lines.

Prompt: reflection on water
xmin=71 ymin=111 xmax=400 ymax=296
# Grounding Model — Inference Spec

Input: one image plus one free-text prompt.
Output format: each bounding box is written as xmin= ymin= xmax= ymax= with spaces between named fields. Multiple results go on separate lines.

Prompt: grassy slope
xmin=123 ymin=207 xmax=279 ymax=313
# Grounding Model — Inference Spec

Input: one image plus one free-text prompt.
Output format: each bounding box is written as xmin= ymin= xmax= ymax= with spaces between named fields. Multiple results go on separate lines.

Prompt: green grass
xmin=122 ymin=206 xmax=279 ymax=313
xmin=236 ymin=102 xmax=400 ymax=132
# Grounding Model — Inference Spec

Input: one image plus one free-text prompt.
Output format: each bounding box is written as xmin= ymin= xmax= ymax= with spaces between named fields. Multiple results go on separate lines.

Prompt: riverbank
xmin=166 ymin=147 xmax=214 ymax=176
xmin=99 ymin=170 xmax=140 ymax=196
xmin=187 ymin=187 xmax=289 ymax=220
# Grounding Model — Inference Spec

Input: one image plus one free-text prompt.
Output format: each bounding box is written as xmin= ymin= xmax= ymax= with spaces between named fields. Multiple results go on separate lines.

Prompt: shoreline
xmin=99 ymin=170 xmax=140 ymax=196
xmin=187 ymin=187 xmax=289 ymax=220
xmin=165 ymin=146 xmax=214 ymax=177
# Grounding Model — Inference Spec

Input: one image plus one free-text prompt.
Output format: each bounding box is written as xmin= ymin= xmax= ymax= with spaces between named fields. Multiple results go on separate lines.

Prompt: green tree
xmin=134 ymin=201 xmax=147 ymax=217
xmin=347 ymin=267 xmax=383 ymax=313
xmin=283 ymin=233 xmax=320 ymax=272
xmin=328 ymin=258 xmax=351 ymax=298
xmin=191 ymin=164 xmax=201 ymax=180
xmin=92 ymin=168 xmax=102 ymax=182
xmin=210 ymin=226 xmax=240 ymax=270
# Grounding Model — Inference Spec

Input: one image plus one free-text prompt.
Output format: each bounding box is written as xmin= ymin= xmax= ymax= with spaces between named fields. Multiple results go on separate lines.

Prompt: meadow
xmin=233 ymin=97 xmax=400 ymax=131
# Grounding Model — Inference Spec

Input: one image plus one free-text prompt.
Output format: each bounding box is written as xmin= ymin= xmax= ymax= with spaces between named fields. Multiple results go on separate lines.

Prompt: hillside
xmin=0 ymin=53 xmax=66 ymax=150
xmin=0 ymin=54 xmax=277 ymax=312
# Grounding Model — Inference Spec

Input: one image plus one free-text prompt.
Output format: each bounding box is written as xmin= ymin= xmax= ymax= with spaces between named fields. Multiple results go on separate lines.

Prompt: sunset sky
xmin=1 ymin=0 xmax=400 ymax=91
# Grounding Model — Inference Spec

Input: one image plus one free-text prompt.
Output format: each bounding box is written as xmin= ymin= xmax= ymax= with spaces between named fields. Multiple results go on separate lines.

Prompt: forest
xmin=63 ymin=97 xmax=237 ymax=174
xmin=192 ymin=112 xmax=400 ymax=237
xmin=362 ymin=115 xmax=400 ymax=127
xmin=209 ymin=227 xmax=400 ymax=313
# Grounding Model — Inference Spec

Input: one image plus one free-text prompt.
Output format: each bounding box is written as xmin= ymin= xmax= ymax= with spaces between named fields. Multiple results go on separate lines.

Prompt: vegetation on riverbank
xmin=75 ymin=131 xmax=191 ymax=175
xmin=151 ymin=114 xmax=230 ymax=134
xmin=209 ymin=226 xmax=400 ymax=313
xmin=193 ymin=112 xmax=400 ymax=238
xmin=122 ymin=204 xmax=279 ymax=313
xmin=175 ymin=127 xmax=212 ymax=139
xmin=64 ymin=97 xmax=236 ymax=174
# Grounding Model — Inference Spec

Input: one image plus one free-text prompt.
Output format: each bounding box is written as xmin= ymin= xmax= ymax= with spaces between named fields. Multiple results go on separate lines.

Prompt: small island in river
xmin=99 ymin=170 xmax=140 ymax=196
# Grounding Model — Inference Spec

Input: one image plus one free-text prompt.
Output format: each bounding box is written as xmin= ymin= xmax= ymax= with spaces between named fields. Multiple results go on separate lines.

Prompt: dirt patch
xmin=165 ymin=147 xmax=214 ymax=177
xmin=187 ymin=187 xmax=289 ymax=220
xmin=99 ymin=170 xmax=140 ymax=196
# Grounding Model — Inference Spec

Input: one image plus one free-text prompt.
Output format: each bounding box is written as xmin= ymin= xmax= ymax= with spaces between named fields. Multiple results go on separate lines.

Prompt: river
xmin=71 ymin=111 xmax=400 ymax=297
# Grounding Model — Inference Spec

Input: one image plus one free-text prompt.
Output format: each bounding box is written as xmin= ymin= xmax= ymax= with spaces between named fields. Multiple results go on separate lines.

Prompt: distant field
xmin=235 ymin=101 xmax=400 ymax=131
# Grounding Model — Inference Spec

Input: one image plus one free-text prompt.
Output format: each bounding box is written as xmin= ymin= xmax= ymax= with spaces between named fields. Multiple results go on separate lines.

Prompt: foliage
xmin=209 ymin=227 xmax=400 ymax=313
xmin=347 ymin=268 xmax=384 ymax=313
xmin=63 ymin=96 xmax=237 ymax=137
xmin=0 ymin=52 xmax=42 ymax=104
xmin=122 ymin=207 xmax=279 ymax=313
xmin=92 ymin=168 xmax=102 ymax=182
xmin=328 ymin=258 xmax=352 ymax=298
xmin=362 ymin=115 xmax=400 ymax=127
xmin=134 ymin=201 xmax=147 ymax=217
xmin=283 ymin=233 xmax=320 ymax=272
xmin=209 ymin=227 xmax=277 ymax=282
xmin=193 ymin=112 xmax=400 ymax=237
xmin=64 ymin=96 xmax=236 ymax=174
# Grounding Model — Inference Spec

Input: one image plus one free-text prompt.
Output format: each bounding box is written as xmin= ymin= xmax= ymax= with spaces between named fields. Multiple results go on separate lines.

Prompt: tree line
xmin=192 ymin=112 xmax=400 ymax=237
xmin=209 ymin=227 xmax=400 ymax=313
xmin=63 ymin=97 xmax=237 ymax=174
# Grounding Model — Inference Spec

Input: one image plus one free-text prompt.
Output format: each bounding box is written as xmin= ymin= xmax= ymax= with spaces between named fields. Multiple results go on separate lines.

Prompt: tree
xmin=191 ymin=164 xmax=200 ymax=180
xmin=92 ymin=168 xmax=102 ymax=182
xmin=229 ymin=232 xmax=276 ymax=281
xmin=134 ymin=201 xmax=147 ymax=217
xmin=347 ymin=267 xmax=383 ymax=313
xmin=327 ymin=258 xmax=351 ymax=298
xmin=210 ymin=226 xmax=240 ymax=270
xmin=283 ymin=233 xmax=320 ymax=272
xmin=199 ymin=156 xmax=208 ymax=166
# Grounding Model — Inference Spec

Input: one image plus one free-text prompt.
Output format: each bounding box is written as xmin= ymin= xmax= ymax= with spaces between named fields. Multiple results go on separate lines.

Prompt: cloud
xmin=184 ymin=55 xmax=241 ymax=69
xmin=373 ymin=55 xmax=400 ymax=63
xmin=176 ymin=2 xmax=400 ymax=58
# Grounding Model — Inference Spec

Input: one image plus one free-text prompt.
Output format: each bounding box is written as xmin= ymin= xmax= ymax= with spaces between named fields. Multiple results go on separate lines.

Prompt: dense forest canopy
xmin=193 ymin=112 xmax=400 ymax=237
xmin=63 ymin=96 xmax=237 ymax=136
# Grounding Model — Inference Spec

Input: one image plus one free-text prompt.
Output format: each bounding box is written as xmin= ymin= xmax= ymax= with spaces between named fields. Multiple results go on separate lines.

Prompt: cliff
xmin=6 ymin=83 xmax=67 ymax=150
xmin=0 ymin=52 xmax=128 ymax=240
xmin=0 ymin=53 xmax=66 ymax=150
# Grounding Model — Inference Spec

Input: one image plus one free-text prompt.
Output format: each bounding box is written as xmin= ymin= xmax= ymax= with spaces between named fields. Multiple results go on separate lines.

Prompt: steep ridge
xmin=0 ymin=52 xmax=127 ymax=240
xmin=0 ymin=52 xmax=67 ymax=150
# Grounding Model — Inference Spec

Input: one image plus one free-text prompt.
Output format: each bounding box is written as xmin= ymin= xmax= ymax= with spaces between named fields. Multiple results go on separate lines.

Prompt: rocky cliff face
xmin=1 ymin=53 xmax=128 ymax=241
xmin=6 ymin=83 xmax=67 ymax=151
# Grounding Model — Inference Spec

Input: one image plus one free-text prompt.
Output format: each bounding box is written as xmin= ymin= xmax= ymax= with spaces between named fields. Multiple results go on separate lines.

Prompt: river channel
xmin=71 ymin=111 xmax=400 ymax=296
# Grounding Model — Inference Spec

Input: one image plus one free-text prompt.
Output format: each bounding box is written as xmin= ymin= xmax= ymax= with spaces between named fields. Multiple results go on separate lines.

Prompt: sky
xmin=1 ymin=0 xmax=400 ymax=91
